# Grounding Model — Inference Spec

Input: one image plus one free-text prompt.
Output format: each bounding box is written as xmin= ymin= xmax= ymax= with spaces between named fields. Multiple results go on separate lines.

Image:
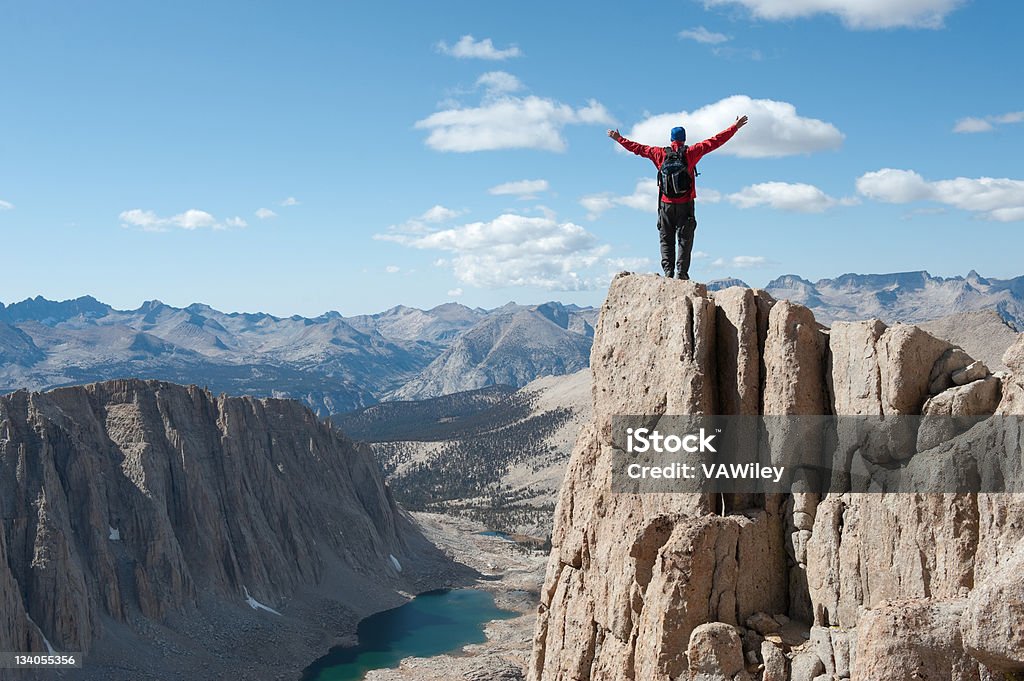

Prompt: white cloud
xmin=436 ymin=35 xmax=522 ymax=60
xmin=0 ymin=199 xmax=12 ymax=211
xmin=712 ymin=255 xmax=770 ymax=269
xmin=703 ymin=0 xmax=964 ymax=29
xmin=385 ymin=265 xmax=401 ymax=273
xmin=679 ymin=26 xmax=730 ymax=44
xmin=995 ymin=111 xmax=1024 ymax=124
xmin=489 ymin=179 xmax=550 ymax=198
xmin=953 ymin=110 xmax=1024 ymax=133
xmin=728 ymin=181 xmax=857 ymax=212
xmin=953 ymin=117 xmax=994 ymax=134
xmin=580 ymin=179 xmax=659 ymax=219
xmin=856 ymin=168 xmax=1024 ymax=222
xmin=119 ymin=208 xmax=247 ymax=232
xmin=381 ymin=205 xmax=467 ymax=238
xmin=447 ymin=288 xmax=464 ymax=297
xmin=581 ymin=180 xmax=726 ymax=219
xmin=416 ymin=95 xmax=613 ymax=152
xmin=626 ymin=95 xmax=842 ymax=158
xmin=255 ymin=207 xmax=277 ymax=219
xmin=375 ymin=212 xmax=613 ymax=290
xmin=420 ymin=205 xmax=465 ymax=223
xmin=699 ymin=188 xmax=724 ymax=204
xmin=476 ymin=71 xmax=524 ymax=94
xmin=280 ymin=196 xmax=300 ymax=206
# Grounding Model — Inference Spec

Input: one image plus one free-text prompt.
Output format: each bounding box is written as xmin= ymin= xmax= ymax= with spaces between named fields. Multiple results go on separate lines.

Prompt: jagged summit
xmin=531 ymin=273 xmax=1024 ymax=681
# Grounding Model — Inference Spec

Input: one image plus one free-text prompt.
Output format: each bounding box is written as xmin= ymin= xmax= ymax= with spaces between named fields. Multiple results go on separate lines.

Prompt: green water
xmin=300 ymin=589 xmax=516 ymax=681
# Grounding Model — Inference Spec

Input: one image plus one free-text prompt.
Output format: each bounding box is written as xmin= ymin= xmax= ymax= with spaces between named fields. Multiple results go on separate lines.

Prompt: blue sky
xmin=1 ymin=0 xmax=1022 ymax=316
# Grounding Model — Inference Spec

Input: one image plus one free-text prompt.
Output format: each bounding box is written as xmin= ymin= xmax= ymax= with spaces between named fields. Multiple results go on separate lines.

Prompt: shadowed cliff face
xmin=0 ymin=379 xmax=456 ymax=679
xmin=530 ymin=274 xmax=1024 ymax=681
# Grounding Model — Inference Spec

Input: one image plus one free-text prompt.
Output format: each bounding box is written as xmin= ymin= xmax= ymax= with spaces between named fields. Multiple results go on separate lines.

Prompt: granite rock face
xmin=530 ymin=273 xmax=1024 ymax=681
xmin=0 ymin=379 xmax=454 ymax=679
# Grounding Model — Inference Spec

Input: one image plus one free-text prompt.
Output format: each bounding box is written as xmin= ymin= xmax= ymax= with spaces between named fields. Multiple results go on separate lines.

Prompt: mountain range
xmin=712 ymin=270 xmax=1024 ymax=329
xmin=0 ymin=296 xmax=596 ymax=415
xmin=2 ymin=270 xmax=1022 ymax=415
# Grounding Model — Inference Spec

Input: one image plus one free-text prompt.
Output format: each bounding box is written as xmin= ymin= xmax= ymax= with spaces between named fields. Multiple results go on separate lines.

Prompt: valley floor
xmin=364 ymin=513 xmax=547 ymax=681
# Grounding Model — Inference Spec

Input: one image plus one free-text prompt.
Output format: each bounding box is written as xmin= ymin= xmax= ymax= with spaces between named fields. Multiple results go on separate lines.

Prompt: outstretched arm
xmin=688 ymin=115 xmax=747 ymax=162
xmin=607 ymin=128 xmax=659 ymax=161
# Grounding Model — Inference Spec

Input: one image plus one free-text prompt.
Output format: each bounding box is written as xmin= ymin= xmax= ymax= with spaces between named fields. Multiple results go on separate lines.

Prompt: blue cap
xmin=670 ymin=126 xmax=686 ymax=142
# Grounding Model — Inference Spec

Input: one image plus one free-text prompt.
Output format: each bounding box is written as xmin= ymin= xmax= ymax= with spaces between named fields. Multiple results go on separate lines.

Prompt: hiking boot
xmin=676 ymin=272 xmax=690 ymax=281
xmin=663 ymin=270 xmax=674 ymax=279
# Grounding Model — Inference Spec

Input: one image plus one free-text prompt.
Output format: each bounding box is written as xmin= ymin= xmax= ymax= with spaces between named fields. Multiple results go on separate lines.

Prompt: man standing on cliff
xmin=607 ymin=115 xmax=748 ymax=280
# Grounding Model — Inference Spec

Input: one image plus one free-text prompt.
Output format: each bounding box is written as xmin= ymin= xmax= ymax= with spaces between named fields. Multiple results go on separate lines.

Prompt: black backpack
xmin=658 ymin=146 xmax=694 ymax=198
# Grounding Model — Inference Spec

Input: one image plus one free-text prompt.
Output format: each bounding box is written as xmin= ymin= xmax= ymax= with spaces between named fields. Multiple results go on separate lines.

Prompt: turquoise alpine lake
xmin=300 ymin=589 xmax=516 ymax=681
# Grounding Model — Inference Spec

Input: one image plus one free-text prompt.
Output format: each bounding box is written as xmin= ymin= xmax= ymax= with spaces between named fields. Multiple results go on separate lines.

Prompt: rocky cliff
xmin=0 ymin=379 xmax=459 ymax=680
xmin=530 ymin=274 xmax=1024 ymax=681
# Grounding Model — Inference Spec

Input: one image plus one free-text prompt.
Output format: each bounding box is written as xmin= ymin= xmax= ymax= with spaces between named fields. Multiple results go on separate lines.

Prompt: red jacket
xmin=616 ymin=123 xmax=739 ymax=203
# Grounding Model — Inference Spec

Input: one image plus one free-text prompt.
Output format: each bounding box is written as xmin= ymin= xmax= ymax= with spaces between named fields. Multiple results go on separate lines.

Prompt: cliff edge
xmin=0 ymin=379 xmax=461 ymax=680
xmin=530 ymin=273 xmax=1024 ymax=681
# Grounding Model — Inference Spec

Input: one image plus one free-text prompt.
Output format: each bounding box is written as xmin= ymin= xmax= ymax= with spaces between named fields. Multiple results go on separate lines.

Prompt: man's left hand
xmin=735 ymin=115 xmax=749 ymax=129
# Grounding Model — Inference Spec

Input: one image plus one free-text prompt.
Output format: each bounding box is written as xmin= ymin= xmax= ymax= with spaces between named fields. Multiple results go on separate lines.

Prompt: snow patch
xmin=243 ymin=586 xmax=282 ymax=616
xmin=108 ymin=526 xmax=120 ymax=541
xmin=26 ymin=615 xmax=56 ymax=654
xmin=389 ymin=554 xmax=403 ymax=572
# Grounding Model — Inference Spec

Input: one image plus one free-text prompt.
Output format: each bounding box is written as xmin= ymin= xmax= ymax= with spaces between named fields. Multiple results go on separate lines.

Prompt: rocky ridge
xmin=0 ymin=379 xmax=460 ymax=680
xmin=0 ymin=297 xmax=596 ymax=415
xmin=530 ymin=273 xmax=1024 ymax=681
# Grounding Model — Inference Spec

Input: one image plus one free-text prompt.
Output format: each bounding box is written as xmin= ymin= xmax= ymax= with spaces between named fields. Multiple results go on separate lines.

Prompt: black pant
xmin=658 ymin=200 xmax=697 ymax=279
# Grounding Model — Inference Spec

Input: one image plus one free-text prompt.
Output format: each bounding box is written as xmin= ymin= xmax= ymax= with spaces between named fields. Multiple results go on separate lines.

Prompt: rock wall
xmin=0 ymin=379 xmax=455 ymax=680
xmin=530 ymin=274 xmax=1024 ymax=681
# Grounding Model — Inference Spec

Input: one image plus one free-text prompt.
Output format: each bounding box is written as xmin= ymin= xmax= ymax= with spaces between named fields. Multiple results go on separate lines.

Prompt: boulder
xmin=687 ymin=622 xmax=751 ymax=681
xmin=929 ymin=347 xmax=974 ymax=394
xmin=952 ymin=360 xmax=990 ymax=386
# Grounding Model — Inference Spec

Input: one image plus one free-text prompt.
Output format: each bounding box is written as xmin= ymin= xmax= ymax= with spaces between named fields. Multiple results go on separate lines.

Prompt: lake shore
xmin=362 ymin=512 xmax=547 ymax=681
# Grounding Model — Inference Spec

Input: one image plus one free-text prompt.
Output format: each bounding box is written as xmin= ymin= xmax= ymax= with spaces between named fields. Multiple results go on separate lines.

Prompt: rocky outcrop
xmin=530 ymin=273 xmax=1024 ymax=681
xmin=0 ymin=379 xmax=457 ymax=680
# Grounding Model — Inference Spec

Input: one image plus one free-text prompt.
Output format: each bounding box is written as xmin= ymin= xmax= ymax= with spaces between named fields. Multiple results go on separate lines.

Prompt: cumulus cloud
xmin=711 ymin=255 xmax=771 ymax=269
xmin=381 ymin=204 xmax=467 ymax=238
xmin=953 ymin=110 xmax=1024 ymax=133
xmin=679 ymin=26 xmax=730 ymax=44
xmin=375 ymin=212 xmax=614 ymax=290
xmin=420 ymin=205 xmax=465 ymax=223
xmin=626 ymin=95 xmax=842 ymax=158
xmin=416 ymin=95 xmax=613 ymax=152
xmin=436 ymin=35 xmax=521 ymax=60
xmin=856 ymin=168 xmax=1024 ymax=222
xmin=0 ymin=199 xmax=12 ymax=211
xmin=476 ymin=71 xmax=524 ymax=94
xmin=255 ymin=207 xmax=277 ymax=219
xmin=280 ymin=197 xmax=300 ymax=206
xmin=489 ymin=179 xmax=550 ymax=198
xmin=119 ymin=208 xmax=247 ymax=232
xmin=447 ymin=288 xmax=464 ymax=297
xmin=702 ymin=0 xmax=964 ymax=29
xmin=953 ymin=117 xmax=994 ymax=134
xmin=385 ymin=265 xmax=401 ymax=273
xmin=728 ymin=182 xmax=858 ymax=212
xmin=581 ymin=179 xmax=659 ymax=219
xmin=581 ymin=179 xmax=723 ymax=219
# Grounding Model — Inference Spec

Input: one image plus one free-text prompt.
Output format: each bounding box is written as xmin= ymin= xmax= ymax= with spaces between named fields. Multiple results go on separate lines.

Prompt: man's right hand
xmin=607 ymin=129 xmax=622 ymax=141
